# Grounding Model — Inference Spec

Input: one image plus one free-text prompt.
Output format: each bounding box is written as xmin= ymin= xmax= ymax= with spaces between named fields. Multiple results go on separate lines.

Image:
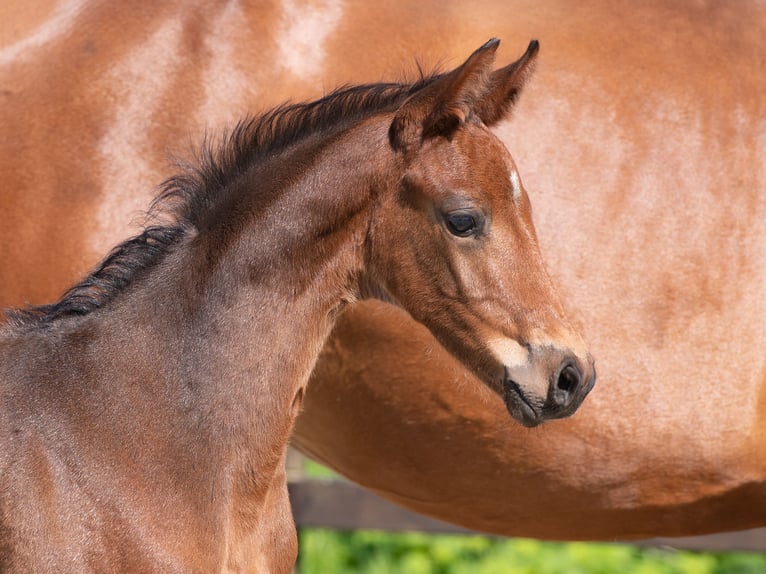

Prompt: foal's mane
xmin=6 ymin=76 xmax=437 ymax=329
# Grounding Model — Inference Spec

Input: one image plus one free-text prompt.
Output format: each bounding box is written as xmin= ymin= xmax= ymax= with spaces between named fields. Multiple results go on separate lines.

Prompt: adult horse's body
xmin=2 ymin=0 xmax=765 ymax=541
xmin=0 ymin=42 xmax=593 ymax=570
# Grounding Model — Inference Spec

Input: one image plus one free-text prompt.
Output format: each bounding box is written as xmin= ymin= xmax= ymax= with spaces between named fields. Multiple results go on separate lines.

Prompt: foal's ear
xmin=389 ymin=39 xmax=500 ymax=152
xmin=474 ymin=40 xmax=539 ymax=126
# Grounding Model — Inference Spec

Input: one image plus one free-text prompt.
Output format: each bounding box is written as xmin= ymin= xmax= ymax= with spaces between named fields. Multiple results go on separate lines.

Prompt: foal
xmin=0 ymin=40 xmax=593 ymax=572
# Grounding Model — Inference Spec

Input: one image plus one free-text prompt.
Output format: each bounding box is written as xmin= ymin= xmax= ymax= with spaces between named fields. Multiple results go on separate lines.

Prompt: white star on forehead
xmin=509 ymin=167 xmax=522 ymax=200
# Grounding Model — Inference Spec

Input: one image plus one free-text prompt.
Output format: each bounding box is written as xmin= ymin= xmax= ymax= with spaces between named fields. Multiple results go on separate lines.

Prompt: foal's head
xmin=367 ymin=40 xmax=595 ymax=426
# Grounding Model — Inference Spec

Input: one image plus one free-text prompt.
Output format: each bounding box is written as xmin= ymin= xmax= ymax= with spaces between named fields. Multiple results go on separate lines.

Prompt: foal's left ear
xmin=474 ymin=40 xmax=539 ymax=126
xmin=389 ymin=39 xmax=500 ymax=152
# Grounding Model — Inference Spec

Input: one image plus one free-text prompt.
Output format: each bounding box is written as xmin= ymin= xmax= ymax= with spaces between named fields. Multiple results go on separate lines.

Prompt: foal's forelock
xmin=4 ymin=77 xmax=447 ymax=331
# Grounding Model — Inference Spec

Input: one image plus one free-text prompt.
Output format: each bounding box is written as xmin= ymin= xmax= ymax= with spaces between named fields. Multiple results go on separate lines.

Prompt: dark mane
xmin=5 ymin=75 xmax=439 ymax=330
xmin=156 ymin=78 xmax=436 ymax=228
xmin=5 ymin=226 xmax=186 ymax=329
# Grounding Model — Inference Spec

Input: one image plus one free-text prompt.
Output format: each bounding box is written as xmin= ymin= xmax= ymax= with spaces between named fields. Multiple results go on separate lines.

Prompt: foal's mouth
xmin=502 ymin=372 xmax=542 ymax=428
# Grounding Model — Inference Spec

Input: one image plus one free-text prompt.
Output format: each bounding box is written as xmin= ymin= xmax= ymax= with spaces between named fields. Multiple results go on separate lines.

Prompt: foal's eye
xmin=445 ymin=212 xmax=480 ymax=237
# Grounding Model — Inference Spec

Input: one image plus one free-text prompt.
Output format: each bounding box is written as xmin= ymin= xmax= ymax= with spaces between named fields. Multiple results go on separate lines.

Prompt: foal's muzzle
xmin=502 ymin=355 xmax=596 ymax=428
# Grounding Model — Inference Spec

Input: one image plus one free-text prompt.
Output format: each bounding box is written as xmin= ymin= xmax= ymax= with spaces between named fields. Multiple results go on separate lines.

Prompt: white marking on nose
xmin=487 ymin=337 xmax=529 ymax=369
xmin=278 ymin=0 xmax=344 ymax=77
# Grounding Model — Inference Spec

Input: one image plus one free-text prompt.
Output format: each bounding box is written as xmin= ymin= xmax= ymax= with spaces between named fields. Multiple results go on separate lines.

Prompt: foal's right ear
xmin=474 ymin=40 xmax=539 ymax=126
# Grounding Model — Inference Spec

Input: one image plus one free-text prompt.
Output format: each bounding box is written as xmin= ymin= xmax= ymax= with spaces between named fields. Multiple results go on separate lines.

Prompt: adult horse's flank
xmin=0 ymin=41 xmax=593 ymax=571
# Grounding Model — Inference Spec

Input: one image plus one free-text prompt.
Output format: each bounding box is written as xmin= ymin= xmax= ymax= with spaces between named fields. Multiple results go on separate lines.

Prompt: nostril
xmin=548 ymin=359 xmax=594 ymax=416
xmin=557 ymin=363 xmax=581 ymax=394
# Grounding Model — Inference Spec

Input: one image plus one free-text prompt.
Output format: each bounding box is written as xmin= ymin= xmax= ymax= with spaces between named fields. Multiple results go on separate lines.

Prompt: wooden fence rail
xmin=288 ymin=479 xmax=766 ymax=554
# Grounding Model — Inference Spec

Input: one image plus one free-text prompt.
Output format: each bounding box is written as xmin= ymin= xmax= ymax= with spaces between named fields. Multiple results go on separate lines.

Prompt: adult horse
xmin=2 ymin=0 xmax=765 ymax=541
xmin=0 ymin=42 xmax=593 ymax=571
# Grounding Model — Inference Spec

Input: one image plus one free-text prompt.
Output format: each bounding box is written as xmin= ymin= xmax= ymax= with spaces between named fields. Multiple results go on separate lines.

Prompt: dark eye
xmin=445 ymin=212 xmax=479 ymax=237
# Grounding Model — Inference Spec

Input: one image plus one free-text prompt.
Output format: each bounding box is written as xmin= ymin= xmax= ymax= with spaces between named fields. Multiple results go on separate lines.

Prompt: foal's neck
xmin=106 ymin=122 xmax=385 ymax=441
